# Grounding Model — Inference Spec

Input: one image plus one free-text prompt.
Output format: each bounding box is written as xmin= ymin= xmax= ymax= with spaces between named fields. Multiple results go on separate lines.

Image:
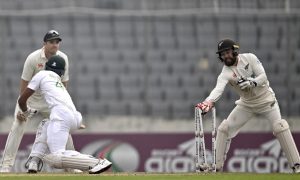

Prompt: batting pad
xmin=43 ymin=150 xmax=99 ymax=171
xmin=273 ymin=119 xmax=300 ymax=167
xmin=215 ymin=120 xmax=231 ymax=171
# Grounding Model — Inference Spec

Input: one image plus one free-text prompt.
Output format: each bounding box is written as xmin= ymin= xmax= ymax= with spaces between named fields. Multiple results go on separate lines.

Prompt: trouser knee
xmin=218 ymin=119 xmax=230 ymax=135
xmin=216 ymin=120 xmax=231 ymax=171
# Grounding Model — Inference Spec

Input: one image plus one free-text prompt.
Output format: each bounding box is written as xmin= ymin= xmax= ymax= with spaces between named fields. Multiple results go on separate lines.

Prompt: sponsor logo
xmin=227 ymin=139 xmax=290 ymax=173
xmin=145 ymin=138 xmax=291 ymax=173
xmin=37 ymin=63 xmax=44 ymax=69
xmin=80 ymin=140 xmax=140 ymax=172
xmin=145 ymin=139 xmax=202 ymax=172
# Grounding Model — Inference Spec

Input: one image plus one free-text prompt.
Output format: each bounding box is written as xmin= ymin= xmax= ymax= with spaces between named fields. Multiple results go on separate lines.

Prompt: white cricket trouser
xmin=40 ymin=108 xmax=104 ymax=172
xmin=219 ymin=100 xmax=300 ymax=171
xmin=225 ymin=101 xmax=281 ymax=138
xmin=216 ymin=100 xmax=283 ymax=170
xmin=35 ymin=106 xmax=82 ymax=154
xmin=0 ymin=102 xmax=76 ymax=171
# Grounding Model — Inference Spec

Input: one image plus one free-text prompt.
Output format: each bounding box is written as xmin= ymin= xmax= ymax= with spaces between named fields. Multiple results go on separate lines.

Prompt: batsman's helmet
xmin=216 ymin=39 xmax=239 ymax=61
xmin=43 ymin=30 xmax=62 ymax=42
xmin=45 ymin=55 xmax=65 ymax=76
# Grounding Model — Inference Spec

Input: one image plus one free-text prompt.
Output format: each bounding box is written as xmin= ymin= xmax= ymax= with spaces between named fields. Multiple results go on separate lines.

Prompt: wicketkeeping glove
xmin=237 ymin=77 xmax=257 ymax=90
xmin=195 ymin=100 xmax=214 ymax=115
xmin=17 ymin=108 xmax=37 ymax=122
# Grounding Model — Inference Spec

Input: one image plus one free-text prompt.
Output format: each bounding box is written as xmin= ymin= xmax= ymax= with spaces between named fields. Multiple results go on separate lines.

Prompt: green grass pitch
xmin=0 ymin=173 xmax=299 ymax=180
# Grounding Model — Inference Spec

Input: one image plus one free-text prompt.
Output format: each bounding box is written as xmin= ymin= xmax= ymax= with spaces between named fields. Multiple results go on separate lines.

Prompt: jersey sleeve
xmin=27 ymin=72 xmax=43 ymax=91
xmin=58 ymin=52 xmax=69 ymax=82
xmin=21 ymin=56 xmax=35 ymax=81
xmin=249 ymin=53 xmax=265 ymax=75
xmin=249 ymin=53 xmax=268 ymax=86
xmin=205 ymin=69 xmax=229 ymax=102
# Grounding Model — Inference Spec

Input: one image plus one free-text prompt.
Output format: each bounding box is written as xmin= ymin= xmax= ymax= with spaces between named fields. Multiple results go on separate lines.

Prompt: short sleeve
xmin=21 ymin=56 xmax=35 ymax=81
xmin=27 ymin=72 xmax=43 ymax=91
xmin=58 ymin=51 xmax=69 ymax=82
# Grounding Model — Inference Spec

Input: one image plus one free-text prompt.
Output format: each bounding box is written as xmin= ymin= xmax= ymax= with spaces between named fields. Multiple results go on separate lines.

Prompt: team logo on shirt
xmin=244 ymin=63 xmax=249 ymax=70
xmin=37 ymin=63 xmax=44 ymax=69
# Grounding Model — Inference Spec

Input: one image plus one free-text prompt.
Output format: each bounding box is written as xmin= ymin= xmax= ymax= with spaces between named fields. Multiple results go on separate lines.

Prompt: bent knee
xmin=43 ymin=153 xmax=63 ymax=168
xmin=273 ymin=119 xmax=289 ymax=135
xmin=218 ymin=119 xmax=230 ymax=134
xmin=218 ymin=119 xmax=240 ymax=138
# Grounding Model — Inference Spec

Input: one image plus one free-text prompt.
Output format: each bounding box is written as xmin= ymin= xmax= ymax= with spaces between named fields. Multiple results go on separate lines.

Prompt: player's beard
xmin=224 ymin=57 xmax=236 ymax=66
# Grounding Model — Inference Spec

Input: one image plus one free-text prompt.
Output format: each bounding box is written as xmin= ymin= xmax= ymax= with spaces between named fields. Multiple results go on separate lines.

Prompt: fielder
xmin=196 ymin=39 xmax=300 ymax=173
xmin=0 ymin=30 xmax=77 ymax=173
xmin=17 ymin=55 xmax=112 ymax=174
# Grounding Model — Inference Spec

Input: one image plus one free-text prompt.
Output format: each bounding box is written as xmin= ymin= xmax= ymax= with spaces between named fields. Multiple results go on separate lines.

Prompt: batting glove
xmin=195 ymin=100 xmax=214 ymax=115
xmin=17 ymin=108 xmax=37 ymax=122
xmin=237 ymin=77 xmax=257 ymax=90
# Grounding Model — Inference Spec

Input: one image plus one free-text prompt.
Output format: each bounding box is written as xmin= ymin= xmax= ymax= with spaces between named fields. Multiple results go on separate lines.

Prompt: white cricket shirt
xmin=206 ymin=53 xmax=276 ymax=107
xmin=21 ymin=47 xmax=69 ymax=111
xmin=27 ymin=70 xmax=76 ymax=112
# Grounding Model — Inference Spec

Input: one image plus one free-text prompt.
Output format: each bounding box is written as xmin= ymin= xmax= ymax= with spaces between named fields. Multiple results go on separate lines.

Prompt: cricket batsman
xmin=0 ymin=30 xmax=77 ymax=173
xmin=17 ymin=55 xmax=112 ymax=174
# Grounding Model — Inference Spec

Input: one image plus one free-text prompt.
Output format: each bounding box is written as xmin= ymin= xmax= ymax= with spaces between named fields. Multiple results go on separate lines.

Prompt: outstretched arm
xmin=196 ymin=72 xmax=228 ymax=114
xmin=206 ymin=73 xmax=228 ymax=103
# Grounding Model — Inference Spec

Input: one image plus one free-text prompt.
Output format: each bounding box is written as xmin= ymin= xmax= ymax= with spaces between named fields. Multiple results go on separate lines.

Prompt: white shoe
xmin=294 ymin=163 xmax=300 ymax=173
xmin=65 ymin=168 xmax=83 ymax=173
xmin=25 ymin=156 xmax=43 ymax=173
xmin=27 ymin=161 xmax=38 ymax=173
xmin=89 ymin=159 xmax=112 ymax=174
xmin=0 ymin=166 xmax=11 ymax=173
xmin=73 ymin=169 xmax=83 ymax=173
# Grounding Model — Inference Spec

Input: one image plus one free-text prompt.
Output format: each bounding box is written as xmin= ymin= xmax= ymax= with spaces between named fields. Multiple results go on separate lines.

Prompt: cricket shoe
xmin=293 ymin=163 xmax=300 ymax=173
xmin=89 ymin=158 xmax=112 ymax=174
xmin=0 ymin=166 xmax=11 ymax=173
xmin=25 ymin=157 xmax=43 ymax=173
xmin=199 ymin=163 xmax=210 ymax=172
xmin=65 ymin=168 xmax=83 ymax=173
xmin=27 ymin=161 xmax=38 ymax=173
xmin=73 ymin=169 xmax=83 ymax=173
xmin=195 ymin=163 xmax=210 ymax=172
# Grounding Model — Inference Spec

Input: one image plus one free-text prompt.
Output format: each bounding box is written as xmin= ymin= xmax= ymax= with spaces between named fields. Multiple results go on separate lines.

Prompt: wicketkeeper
xmin=196 ymin=39 xmax=300 ymax=173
